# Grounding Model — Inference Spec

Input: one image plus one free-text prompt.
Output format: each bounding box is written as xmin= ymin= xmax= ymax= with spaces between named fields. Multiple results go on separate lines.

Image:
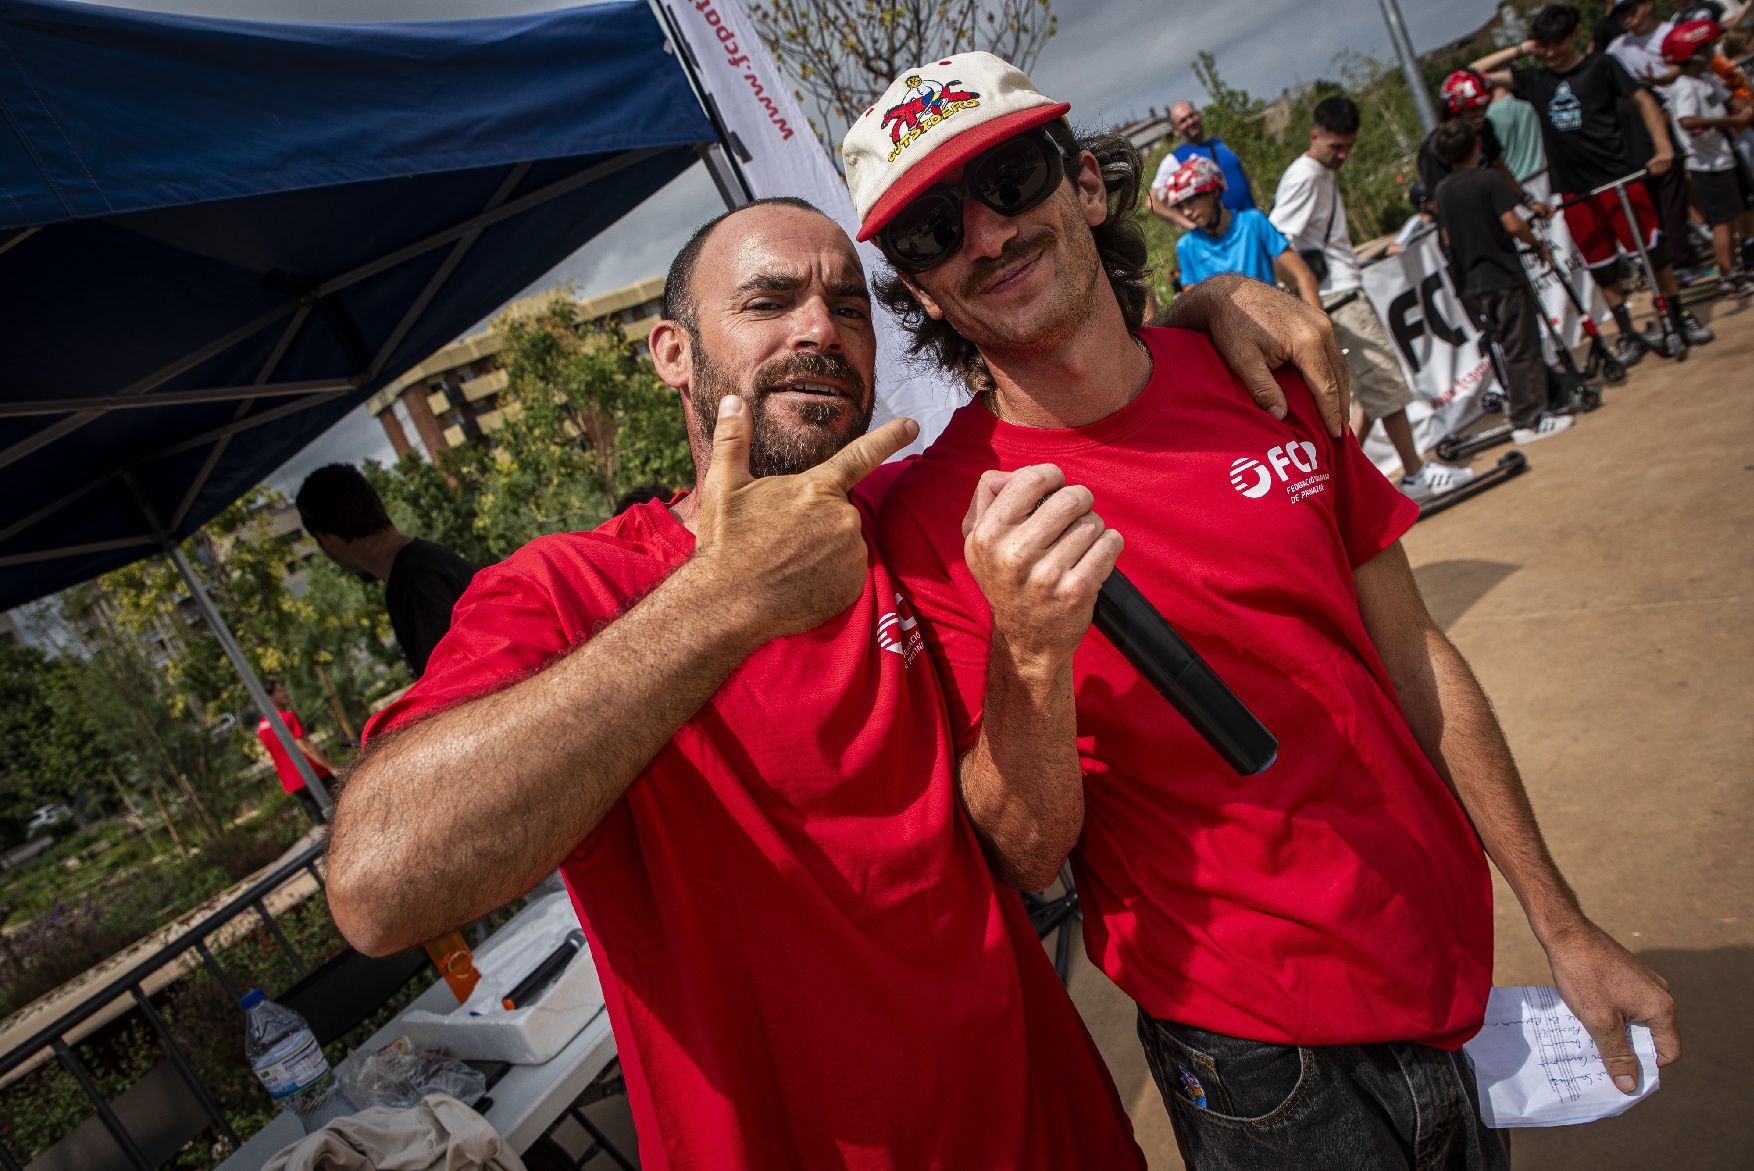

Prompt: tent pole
xmin=126 ymin=477 xmax=332 ymax=816
xmin=649 ymin=0 xmax=751 ymax=210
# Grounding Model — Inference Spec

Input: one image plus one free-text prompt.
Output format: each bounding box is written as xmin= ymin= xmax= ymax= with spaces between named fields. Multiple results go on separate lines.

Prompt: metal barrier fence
xmin=0 ymin=840 xmax=329 ymax=1170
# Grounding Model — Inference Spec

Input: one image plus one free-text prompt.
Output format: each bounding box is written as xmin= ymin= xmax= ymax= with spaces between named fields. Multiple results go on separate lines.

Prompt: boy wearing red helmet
xmin=1664 ymin=17 xmax=1754 ymax=295
xmin=1416 ymin=69 xmax=1552 ymax=216
xmin=1157 ymin=157 xmax=1322 ymax=308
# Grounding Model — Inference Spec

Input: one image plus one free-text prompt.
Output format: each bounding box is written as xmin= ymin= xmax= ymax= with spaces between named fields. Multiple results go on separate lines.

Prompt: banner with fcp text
xmin=1358 ymin=216 xmax=1606 ymax=473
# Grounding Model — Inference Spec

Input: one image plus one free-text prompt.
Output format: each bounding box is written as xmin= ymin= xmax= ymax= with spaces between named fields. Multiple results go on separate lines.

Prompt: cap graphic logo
xmin=882 ymin=74 xmax=982 ymax=162
xmin=1230 ymin=457 xmax=1272 ymax=498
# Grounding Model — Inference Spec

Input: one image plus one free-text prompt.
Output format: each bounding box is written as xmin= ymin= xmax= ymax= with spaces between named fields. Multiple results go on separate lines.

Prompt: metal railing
xmin=0 ymin=841 xmax=330 ymax=1170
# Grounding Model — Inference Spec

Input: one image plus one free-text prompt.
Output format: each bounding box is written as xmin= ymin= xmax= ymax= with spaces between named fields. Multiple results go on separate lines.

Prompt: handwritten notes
xmin=1462 ymin=986 xmax=1660 ymax=1127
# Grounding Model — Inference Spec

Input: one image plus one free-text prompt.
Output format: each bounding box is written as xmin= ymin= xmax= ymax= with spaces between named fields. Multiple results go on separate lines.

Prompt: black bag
xmin=1297 ymin=195 xmax=1338 ymax=285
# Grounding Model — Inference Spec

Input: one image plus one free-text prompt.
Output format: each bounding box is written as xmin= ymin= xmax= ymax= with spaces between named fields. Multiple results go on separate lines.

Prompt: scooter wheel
xmin=1600 ymin=356 xmax=1628 ymax=385
xmin=1664 ymin=335 xmax=1689 ymax=361
xmin=1436 ymin=438 xmax=1463 ymax=461
xmin=1575 ymin=386 xmax=1602 ymax=411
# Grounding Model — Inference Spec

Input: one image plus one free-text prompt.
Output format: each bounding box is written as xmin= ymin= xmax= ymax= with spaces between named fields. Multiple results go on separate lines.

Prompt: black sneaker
xmin=1680 ymin=312 xmax=1716 ymax=345
xmin=1611 ymin=333 xmax=1646 ymax=368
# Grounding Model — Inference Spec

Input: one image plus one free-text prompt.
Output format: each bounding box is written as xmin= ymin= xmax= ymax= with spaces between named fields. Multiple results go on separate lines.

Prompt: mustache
xmin=753 ymin=350 xmax=867 ymax=400
xmin=963 ymin=228 xmax=1053 ymax=296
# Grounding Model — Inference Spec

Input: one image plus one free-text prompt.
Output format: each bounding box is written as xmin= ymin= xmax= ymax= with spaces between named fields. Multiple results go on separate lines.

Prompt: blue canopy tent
xmin=0 ymin=0 xmax=717 ymax=806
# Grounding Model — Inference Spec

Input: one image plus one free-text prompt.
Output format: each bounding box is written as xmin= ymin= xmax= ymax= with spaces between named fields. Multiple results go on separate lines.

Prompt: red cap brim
xmin=855 ymin=101 xmax=1072 ymax=242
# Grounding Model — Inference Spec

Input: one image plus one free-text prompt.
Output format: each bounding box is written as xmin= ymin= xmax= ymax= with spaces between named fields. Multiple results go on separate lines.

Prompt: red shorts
xmin=1561 ymin=183 xmax=1661 ymax=268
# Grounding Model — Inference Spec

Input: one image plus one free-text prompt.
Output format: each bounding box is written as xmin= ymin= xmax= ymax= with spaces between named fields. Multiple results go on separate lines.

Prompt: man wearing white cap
xmin=848 ymin=51 xmax=1678 ymax=1170
xmin=329 ymin=180 xmax=1347 ymax=1163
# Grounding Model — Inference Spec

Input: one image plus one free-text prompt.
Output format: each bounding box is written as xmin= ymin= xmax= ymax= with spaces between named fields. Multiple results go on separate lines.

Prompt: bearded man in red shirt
xmin=848 ymin=51 xmax=1680 ymax=1171
xmin=324 ymin=189 xmax=1347 ymax=1168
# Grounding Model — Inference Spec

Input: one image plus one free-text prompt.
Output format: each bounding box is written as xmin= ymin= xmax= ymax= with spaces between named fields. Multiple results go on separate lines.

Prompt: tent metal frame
xmin=4 ymin=143 xmax=670 ymax=815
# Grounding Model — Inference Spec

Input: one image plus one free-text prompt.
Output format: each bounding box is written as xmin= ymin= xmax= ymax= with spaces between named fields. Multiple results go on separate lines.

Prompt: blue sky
xmin=86 ymin=0 xmax=1505 ymax=492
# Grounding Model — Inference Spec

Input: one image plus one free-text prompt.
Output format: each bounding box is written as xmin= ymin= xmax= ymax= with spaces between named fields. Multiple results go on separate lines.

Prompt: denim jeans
xmin=1138 ymin=1011 xmax=1510 ymax=1171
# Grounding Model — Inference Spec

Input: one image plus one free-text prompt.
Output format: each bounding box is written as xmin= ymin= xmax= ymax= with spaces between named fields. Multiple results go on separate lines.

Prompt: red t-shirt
xmin=364 ymin=487 xmax=1142 ymax=1171
xmin=876 ymin=327 xmax=1493 ymax=1050
xmin=257 ymin=710 xmax=331 ymax=794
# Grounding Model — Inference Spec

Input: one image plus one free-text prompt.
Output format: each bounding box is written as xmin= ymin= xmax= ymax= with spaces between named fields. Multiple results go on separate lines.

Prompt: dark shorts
xmin=1139 ymin=1011 xmax=1510 ymax=1171
xmin=1561 ymin=183 xmax=1661 ymax=269
xmin=1690 ymin=166 xmax=1751 ymax=227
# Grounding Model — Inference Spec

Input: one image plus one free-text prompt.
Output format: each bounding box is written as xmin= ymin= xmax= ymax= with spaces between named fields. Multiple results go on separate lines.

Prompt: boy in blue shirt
xmin=1160 ymin=157 xmax=1322 ymax=307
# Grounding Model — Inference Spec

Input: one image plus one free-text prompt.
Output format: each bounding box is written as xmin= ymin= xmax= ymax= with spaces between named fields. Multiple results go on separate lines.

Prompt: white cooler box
xmin=401 ymin=893 xmax=604 ymax=1064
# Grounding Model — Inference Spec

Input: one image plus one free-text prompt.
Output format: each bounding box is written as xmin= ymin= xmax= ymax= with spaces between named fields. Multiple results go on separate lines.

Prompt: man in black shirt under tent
xmin=296 ymin=463 xmax=477 ymax=678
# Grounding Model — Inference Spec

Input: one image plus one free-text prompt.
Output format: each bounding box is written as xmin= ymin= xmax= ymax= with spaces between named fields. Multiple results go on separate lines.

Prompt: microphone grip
xmin=1091 ymin=570 xmax=1278 ymax=777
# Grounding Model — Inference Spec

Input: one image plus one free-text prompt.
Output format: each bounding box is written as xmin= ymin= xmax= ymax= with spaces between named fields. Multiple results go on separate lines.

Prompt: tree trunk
xmin=149 ymin=782 xmax=186 ymax=856
xmin=315 ymin=663 xmax=356 ymax=742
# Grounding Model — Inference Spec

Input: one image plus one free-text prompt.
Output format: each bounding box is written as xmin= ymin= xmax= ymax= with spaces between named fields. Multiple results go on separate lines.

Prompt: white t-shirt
xmin=1268 ymin=154 xmax=1362 ymax=295
xmin=1609 ymin=21 xmax=1677 ymax=88
xmin=1667 ymin=72 xmax=1738 ymax=172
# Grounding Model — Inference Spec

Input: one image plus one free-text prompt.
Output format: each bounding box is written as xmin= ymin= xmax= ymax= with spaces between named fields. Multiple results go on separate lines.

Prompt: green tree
xmin=749 ymin=0 xmax=1058 ymax=161
xmin=470 ymin=301 xmax=692 ymax=550
xmin=0 ymin=644 xmax=118 ymax=838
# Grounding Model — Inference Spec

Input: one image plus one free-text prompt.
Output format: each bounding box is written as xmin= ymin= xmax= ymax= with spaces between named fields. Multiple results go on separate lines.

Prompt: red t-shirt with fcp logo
xmin=876 ymin=326 xmax=1493 ymax=1050
xmin=364 ymin=490 xmax=1142 ymax=1171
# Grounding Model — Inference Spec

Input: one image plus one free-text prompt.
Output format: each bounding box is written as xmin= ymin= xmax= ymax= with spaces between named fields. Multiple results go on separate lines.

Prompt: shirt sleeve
xmin=1509 ymin=66 xmax=1535 ymax=104
xmin=1331 ymin=425 xmax=1420 ymax=568
xmin=1254 ymin=211 xmax=1291 ymax=258
xmin=1150 ymin=152 xmax=1179 ymax=201
xmin=876 ymin=480 xmax=994 ymax=755
xmin=1268 ymin=162 xmax=1318 ymax=243
xmin=1667 ymin=78 xmax=1703 ymax=123
xmin=366 ymin=559 xmax=571 ymax=744
xmin=1604 ymin=53 xmax=1642 ymax=99
xmin=1488 ymin=172 xmax=1519 ymax=216
xmin=1481 ymin=119 xmax=1504 ymax=167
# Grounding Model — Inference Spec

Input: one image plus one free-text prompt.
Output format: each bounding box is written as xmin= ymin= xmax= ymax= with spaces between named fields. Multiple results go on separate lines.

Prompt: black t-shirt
xmin=1435 ymin=167 xmax=1525 ymax=297
xmin=1512 ymin=54 xmax=1643 ymax=194
xmin=385 ymin=538 xmax=477 ymax=677
xmin=1417 ymin=119 xmax=1503 ymax=203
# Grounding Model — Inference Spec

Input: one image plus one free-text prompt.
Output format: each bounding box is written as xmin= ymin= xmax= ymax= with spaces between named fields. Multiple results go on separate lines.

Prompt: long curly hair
xmin=873 ymin=121 xmax=1151 ymax=398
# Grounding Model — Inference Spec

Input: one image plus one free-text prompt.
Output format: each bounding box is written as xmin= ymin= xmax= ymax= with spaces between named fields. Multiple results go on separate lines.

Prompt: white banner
xmin=1358 ymin=215 xmax=1606 ymax=473
xmin=658 ymin=0 xmax=965 ymax=452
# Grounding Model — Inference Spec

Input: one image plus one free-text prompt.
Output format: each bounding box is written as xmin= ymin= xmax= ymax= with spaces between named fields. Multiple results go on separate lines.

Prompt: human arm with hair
xmin=1352 ymin=542 xmax=1681 ymax=1094
xmin=1472 ymin=40 xmax=1535 ymax=91
xmin=326 ymin=405 xmax=916 ymax=954
xmin=950 ymin=465 xmax=1122 ymax=891
xmin=1632 ymin=87 xmax=1679 ymax=174
xmin=1148 ymin=188 xmax=1197 ymax=230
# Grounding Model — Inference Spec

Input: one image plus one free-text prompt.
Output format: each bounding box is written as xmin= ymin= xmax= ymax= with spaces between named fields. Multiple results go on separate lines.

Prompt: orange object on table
xmin=422 ymin=932 xmax=482 ymax=1004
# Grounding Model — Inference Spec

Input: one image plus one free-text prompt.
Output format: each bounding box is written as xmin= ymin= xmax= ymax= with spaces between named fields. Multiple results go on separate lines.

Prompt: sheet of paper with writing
xmin=1463 ymin=985 xmax=1660 ymax=1127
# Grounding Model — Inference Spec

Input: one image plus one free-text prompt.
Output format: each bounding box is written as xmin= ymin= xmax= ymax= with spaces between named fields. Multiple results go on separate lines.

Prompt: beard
xmin=687 ymin=342 xmax=875 ymax=478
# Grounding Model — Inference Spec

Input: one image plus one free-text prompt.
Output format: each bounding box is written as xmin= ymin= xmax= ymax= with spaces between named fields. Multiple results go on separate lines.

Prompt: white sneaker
xmin=1512 ymin=413 xmax=1577 ymax=445
xmin=1400 ymin=461 xmax=1477 ymax=497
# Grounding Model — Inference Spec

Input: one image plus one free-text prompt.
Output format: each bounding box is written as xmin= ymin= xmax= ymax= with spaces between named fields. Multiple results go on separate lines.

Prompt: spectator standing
xmin=1433 ymin=120 xmax=1577 ymax=445
xmin=1162 ymin=157 xmax=1322 ymax=307
xmin=1416 ymin=70 xmax=1552 ymax=215
xmin=256 ymin=679 xmax=335 ymax=825
xmin=1148 ymin=100 xmax=1256 ymax=230
xmin=295 ymin=464 xmax=477 ymax=677
xmin=1271 ymin=95 xmax=1476 ymax=499
xmin=1474 ymin=4 xmax=1715 ymax=361
xmin=1664 ymin=18 xmax=1754 ymax=295
xmin=1610 ymin=0 xmax=1704 ymax=270
xmin=848 ymin=52 xmax=1678 ymax=1170
xmin=1487 ymin=89 xmax=1551 ymax=189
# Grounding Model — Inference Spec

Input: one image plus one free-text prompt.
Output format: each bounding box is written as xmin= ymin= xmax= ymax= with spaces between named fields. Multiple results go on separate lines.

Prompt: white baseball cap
xmin=840 ymin=51 xmax=1071 ymax=243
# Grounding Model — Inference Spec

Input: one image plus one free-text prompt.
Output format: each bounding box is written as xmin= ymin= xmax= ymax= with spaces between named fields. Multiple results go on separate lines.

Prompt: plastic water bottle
xmin=240 ymin=988 xmax=355 ymax=1133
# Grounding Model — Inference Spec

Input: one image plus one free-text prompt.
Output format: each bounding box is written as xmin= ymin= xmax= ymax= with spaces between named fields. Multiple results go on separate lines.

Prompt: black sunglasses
xmin=877 ymin=127 xmax=1071 ymax=274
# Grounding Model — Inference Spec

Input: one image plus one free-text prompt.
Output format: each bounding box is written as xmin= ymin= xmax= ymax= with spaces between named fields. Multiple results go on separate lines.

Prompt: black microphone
xmin=1091 ymin=569 xmax=1278 ymax=777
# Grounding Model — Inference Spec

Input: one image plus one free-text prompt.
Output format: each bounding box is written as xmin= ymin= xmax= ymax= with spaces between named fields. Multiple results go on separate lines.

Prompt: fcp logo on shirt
xmin=1230 ymin=441 xmax=1326 ymax=503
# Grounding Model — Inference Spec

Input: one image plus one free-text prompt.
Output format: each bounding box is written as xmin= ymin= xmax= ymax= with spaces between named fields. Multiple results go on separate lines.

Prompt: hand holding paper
xmin=1463 ymin=986 xmax=1661 ymax=1127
